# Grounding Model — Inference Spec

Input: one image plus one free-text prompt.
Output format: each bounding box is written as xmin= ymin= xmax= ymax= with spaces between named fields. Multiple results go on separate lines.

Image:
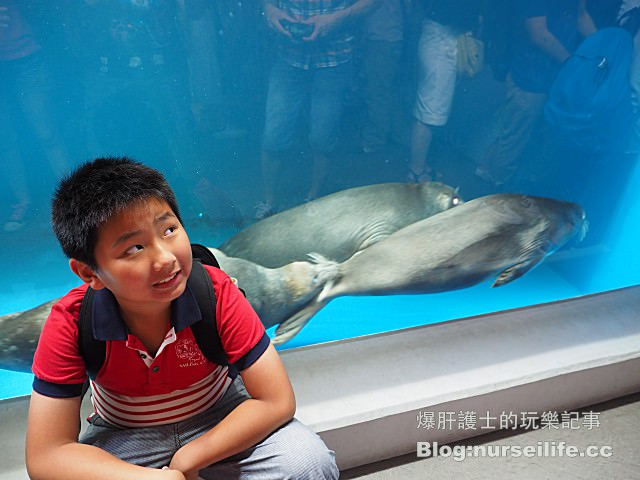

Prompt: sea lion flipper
xmin=492 ymin=253 xmax=544 ymax=287
xmin=272 ymin=300 xmax=328 ymax=345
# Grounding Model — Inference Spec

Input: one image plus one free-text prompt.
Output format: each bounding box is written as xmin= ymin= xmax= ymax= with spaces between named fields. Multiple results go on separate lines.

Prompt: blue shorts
xmin=261 ymin=57 xmax=352 ymax=153
xmin=80 ymin=377 xmax=338 ymax=479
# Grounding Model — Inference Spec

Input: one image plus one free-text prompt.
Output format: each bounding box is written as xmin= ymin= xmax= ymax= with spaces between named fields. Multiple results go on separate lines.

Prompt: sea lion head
xmin=417 ymin=182 xmax=463 ymax=215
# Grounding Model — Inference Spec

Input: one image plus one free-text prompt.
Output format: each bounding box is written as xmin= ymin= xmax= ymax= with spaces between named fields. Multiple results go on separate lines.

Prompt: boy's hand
xmin=166 ymin=457 xmax=200 ymax=480
xmin=160 ymin=466 xmax=189 ymax=480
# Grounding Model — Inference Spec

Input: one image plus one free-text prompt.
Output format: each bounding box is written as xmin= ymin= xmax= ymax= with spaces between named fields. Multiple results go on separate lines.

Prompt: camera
xmin=280 ymin=20 xmax=314 ymax=40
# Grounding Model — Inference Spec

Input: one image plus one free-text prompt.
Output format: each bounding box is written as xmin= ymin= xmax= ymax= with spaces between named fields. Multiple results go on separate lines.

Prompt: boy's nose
xmin=152 ymin=245 xmax=176 ymax=271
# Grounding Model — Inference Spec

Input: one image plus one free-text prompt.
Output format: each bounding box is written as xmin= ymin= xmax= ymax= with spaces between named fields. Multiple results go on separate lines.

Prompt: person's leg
xmin=308 ymin=150 xmax=329 ymax=200
xmin=476 ymin=76 xmax=547 ymax=185
xmin=199 ymin=418 xmax=339 ymax=480
xmin=408 ymin=119 xmax=433 ymax=181
xmin=409 ymin=19 xmax=458 ymax=181
xmin=15 ymin=54 xmax=71 ymax=180
xmin=79 ymin=377 xmax=250 ymax=468
xmin=307 ymin=61 xmax=353 ymax=199
xmin=629 ymin=31 xmax=640 ymax=138
xmin=0 ymin=101 xmax=30 ymax=231
xmin=260 ymin=58 xmax=307 ymax=216
xmin=259 ymin=149 xmax=281 ymax=211
xmin=361 ymin=40 xmax=403 ymax=152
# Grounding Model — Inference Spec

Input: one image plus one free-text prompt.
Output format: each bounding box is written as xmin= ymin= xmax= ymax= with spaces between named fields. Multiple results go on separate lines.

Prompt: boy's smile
xmin=87 ymin=197 xmax=192 ymax=320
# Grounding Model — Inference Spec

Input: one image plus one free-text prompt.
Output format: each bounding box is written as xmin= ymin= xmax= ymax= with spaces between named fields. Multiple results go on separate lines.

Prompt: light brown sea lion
xmin=219 ymin=182 xmax=462 ymax=267
xmin=272 ymin=194 xmax=588 ymax=345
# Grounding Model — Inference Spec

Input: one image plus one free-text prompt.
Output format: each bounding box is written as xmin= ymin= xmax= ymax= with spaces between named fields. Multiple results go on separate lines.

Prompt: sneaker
xmin=254 ymin=201 xmax=274 ymax=220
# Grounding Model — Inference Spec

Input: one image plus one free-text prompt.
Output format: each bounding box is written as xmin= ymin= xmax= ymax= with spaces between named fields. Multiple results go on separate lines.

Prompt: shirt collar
xmin=91 ymin=285 xmax=203 ymax=341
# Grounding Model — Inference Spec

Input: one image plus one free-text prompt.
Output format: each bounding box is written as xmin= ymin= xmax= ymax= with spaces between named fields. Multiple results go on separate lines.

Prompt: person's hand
xmin=263 ymin=3 xmax=296 ymax=39
xmin=160 ymin=466 xmax=189 ymax=480
xmin=167 ymin=452 xmax=201 ymax=480
xmin=299 ymin=11 xmax=344 ymax=41
xmin=0 ymin=7 xmax=10 ymax=29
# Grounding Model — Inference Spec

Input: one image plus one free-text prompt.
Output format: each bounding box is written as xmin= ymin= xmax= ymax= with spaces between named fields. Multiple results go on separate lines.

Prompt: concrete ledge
xmin=2 ymin=286 xmax=639 ymax=477
xmin=280 ymin=286 xmax=640 ymax=470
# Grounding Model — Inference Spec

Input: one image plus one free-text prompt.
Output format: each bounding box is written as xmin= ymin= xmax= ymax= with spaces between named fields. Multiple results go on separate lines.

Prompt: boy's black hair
xmin=52 ymin=157 xmax=182 ymax=270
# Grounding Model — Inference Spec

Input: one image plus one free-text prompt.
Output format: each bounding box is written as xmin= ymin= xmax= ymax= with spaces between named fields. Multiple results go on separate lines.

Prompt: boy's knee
xmin=278 ymin=420 xmax=339 ymax=479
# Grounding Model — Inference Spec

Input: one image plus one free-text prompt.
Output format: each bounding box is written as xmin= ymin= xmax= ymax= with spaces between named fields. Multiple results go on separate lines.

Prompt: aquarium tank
xmin=1 ymin=0 xmax=638 ymax=399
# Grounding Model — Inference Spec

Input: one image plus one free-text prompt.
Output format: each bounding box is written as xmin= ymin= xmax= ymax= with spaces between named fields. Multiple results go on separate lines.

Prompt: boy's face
xmin=89 ymin=197 xmax=192 ymax=315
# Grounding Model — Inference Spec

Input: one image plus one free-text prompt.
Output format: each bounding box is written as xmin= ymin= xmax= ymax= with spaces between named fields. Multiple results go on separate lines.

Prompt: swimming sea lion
xmin=272 ymin=194 xmax=588 ymax=345
xmin=0 ymin=251 xmax=330 ymax=372
xmin=210 ymin=248 xmax=330 ymax=330
xmin=0 ymin=299 xmax=56 ymax=372
xmin=219 ymin=182 xmax=462 ymax=267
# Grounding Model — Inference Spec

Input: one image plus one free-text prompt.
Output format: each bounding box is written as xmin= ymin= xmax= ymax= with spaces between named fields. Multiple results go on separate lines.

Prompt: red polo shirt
xmin=32 ymin=265 xmax=269 ymax=427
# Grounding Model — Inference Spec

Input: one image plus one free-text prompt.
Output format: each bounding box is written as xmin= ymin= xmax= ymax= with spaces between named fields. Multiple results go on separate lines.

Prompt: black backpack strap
xmin=78 ymin=286 xmax=105 ymax=381
xmin=188 ymin=260 xmax=229 ymax=367
xmin=77 ymin=244 xmax=230 ymax=383
xmin=191 ymin=243 xmax=220 ymax=268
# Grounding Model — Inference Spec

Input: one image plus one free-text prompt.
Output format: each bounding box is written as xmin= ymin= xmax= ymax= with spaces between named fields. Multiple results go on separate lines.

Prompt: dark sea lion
xmin=0 ymin=300 xmax=56 ymax=372
xmin=219 ymin=182 xmax=462 ymax=267
xmin=210 ymin=248 xmax=331 ymax=330
xmin=0 ymin=251 xmax=330 ymax=372
xmin=272 ymin=194 xmax=588 ymax=345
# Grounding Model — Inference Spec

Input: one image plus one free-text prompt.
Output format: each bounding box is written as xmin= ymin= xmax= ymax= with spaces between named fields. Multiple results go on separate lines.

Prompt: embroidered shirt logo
xmin=175 ymin=338 xmax=207 ymax=367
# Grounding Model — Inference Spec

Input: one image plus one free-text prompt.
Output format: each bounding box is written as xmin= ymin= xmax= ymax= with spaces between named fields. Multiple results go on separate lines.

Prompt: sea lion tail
xmin=270 ymin=253 xmax=340 ymax=345
xmin=272 ymin=299 xmax=329 ymax=346
xmin=306 ymin=253 xmax=341 ymax=303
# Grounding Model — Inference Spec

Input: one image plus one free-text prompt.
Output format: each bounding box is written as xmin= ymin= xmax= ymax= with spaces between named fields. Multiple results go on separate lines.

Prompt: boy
xmin=26 ymin=157 xmax=338 ymax=480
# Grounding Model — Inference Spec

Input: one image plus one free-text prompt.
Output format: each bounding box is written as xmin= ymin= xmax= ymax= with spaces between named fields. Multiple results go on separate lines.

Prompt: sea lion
xmin=0 ymin=251 xmax=330 ymax=372
xmin=219 ymin=182 xmax=462 ymax=267
xmin=210 ymin=248 xmax=331 ymax=330
xmin=272 ymin=194 xmax=588 ymax=345
xmin=0 ymin=299 xmax=56 ymax=372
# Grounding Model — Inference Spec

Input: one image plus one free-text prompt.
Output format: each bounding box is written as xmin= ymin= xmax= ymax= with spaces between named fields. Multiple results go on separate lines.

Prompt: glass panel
xmin=1 ymin=1 xmax=638 ymax=398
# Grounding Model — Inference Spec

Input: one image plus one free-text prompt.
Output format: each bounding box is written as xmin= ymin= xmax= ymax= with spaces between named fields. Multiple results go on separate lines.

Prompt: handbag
xmin=457 ymin=32 xmax=484 ymax=78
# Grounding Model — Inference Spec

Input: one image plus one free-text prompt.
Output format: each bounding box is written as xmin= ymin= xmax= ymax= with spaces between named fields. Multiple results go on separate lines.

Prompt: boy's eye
xmin=164 ymin=226 xmax=177 ymax=236
xmin=125 ymin=244 xmax=143 ymax=255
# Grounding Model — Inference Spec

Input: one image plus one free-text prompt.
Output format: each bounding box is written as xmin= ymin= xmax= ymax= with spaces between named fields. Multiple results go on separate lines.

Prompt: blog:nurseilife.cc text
xmin=417 ymin=441 xmax=613 ymax=462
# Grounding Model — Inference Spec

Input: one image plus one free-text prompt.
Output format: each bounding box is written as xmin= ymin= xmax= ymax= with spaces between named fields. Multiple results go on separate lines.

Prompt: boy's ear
xmin=69 ymin=259 xmax=106 ymax=290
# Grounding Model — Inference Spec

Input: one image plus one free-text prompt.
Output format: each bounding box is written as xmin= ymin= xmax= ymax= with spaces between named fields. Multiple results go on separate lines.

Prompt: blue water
xmin=2 ymin=3 xmax=639 ymax=399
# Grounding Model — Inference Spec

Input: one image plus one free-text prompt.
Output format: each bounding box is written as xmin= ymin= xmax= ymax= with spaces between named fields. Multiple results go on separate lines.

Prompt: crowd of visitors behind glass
xmin=1 ymin=0 xmax=638 ymax=232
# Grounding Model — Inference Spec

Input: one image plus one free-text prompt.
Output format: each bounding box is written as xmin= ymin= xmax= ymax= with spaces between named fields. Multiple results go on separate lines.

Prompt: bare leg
xmin=408 ymin=119 xmax=433 ymax=181
xmin=256 ymin=149 xmax=280 ymax=219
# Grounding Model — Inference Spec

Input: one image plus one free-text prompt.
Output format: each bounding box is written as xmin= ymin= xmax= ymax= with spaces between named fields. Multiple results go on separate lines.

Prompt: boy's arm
xmin=168 ymin=343 xmax=295 ymax=479
xmin=26 ymin=392 xmax=185 ymax=480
